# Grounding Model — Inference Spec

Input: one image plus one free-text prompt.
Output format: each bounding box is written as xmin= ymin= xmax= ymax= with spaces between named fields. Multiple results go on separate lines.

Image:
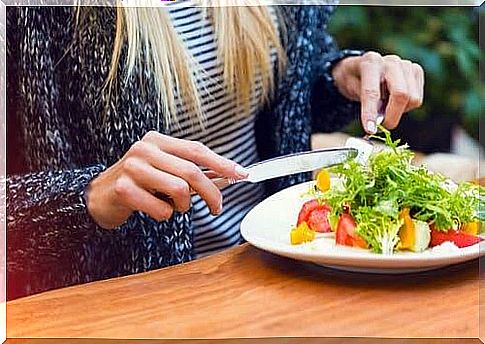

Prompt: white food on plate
xmin=430 ymin=241 xmax=461 ymax=254
xmin=411 ymin=220 xmax=431 ymax=253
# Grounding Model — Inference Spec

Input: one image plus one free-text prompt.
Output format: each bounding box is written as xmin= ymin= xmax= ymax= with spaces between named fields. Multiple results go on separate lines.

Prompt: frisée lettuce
xmin=305 ymin=128 xmax=484 ymax=254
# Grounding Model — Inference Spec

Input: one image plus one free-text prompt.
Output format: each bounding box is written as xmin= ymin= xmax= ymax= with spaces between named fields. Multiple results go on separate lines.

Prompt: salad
xmin=290 ymin=129 xmax=484 ymax=254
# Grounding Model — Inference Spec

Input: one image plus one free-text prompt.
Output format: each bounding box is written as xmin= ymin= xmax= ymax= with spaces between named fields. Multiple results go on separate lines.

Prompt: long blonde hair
xmin=105 ymin=2 xmax=286 ymax=129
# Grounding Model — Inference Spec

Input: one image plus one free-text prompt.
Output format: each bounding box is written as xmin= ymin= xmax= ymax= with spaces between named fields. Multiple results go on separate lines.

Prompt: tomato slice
xmin=336 ymin=213 xmax=355 ymax=245
xmin=336 ymin=213 xmax=367 ymax=248
xmin=307 ymin=207 xmax=332 ymax=233
xmin=430 ymin=228 xmax=482 ymax=248
xmin=297 ymin=200 xmax=321 ymax=225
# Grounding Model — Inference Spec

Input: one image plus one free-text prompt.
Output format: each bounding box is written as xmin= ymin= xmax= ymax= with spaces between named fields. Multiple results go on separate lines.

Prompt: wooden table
xmin=6 ymin=244 xmax=481 ymax=339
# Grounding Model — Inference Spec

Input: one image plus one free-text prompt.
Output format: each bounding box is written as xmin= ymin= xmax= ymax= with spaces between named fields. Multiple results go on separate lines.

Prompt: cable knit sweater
xmin=6 ymin=5 xmax=361 ymax=299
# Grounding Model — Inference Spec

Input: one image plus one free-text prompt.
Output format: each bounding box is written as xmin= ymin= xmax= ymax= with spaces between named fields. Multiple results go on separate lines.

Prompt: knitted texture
xmin=6 ymin=5 xmax=360 ymax=299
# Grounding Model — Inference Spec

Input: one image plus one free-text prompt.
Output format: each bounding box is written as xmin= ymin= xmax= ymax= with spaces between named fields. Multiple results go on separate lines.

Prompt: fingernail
xmin=234 ymin=164 xmax=249 ymax=179
xmin=213 ymin=200 xmax=223 ymax=216
xmin=376 ymin=114 xmax=385 ymax=126
xmin=366 ymin=120 xmax=377 ymax=134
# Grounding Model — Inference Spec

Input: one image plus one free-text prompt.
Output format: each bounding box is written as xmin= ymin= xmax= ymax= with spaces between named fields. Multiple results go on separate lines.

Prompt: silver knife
xmin=199 ymin=147 xmax=358 ymax=194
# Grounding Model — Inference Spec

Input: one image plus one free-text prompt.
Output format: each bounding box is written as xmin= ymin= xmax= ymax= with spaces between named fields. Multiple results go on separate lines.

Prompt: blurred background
xmin=312 ymin=5 xmax=483 ymax=182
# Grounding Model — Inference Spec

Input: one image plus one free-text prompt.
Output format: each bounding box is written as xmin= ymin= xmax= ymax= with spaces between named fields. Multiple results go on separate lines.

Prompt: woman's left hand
xmin=331 ymin=51 xmax=425 ymax=134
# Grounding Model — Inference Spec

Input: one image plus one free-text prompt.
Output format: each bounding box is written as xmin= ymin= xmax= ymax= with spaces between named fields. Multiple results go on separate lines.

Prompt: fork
xmin=345 ymin=114 xmax=385 ymax=164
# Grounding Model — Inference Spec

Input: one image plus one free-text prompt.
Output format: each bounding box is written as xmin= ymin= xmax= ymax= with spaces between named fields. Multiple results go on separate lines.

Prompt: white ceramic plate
xmin=240 ymin=181 xmax=484 ymax=274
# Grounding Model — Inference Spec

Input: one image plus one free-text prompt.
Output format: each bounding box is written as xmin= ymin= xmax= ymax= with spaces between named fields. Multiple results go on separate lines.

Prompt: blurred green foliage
xmin=329 ymin=6 xmax=483 ymax=140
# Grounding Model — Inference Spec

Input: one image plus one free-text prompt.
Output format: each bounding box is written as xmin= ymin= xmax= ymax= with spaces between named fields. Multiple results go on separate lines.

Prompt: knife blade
xmin=244 ymin=147 xmax=358 ymax=183
xmin=202 ymin=147 xmax=358 ymax=193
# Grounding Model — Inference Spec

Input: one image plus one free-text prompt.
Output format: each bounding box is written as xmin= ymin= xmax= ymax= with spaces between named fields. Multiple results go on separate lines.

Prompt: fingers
xmin=114 ymin=175 xmax=174 ymax=222
xmin=357 ymin=52 xmax=425 ymax=132
xmin=143 ymin=131 xmax=248 ymax=179
xmin=156 ymin=152 xmax=223 ymax=215
xmin=359 ymin=52 xmax=385 ymax=134
xmin=122 ymin=156 xmax=191 ymax=213
xmin=128 ymin=141 xmax=223 ymax=215
xmin=401 ymin=60 xmax=423 ymax=111
xmin=382 ymin=55 xmax=409 ymax=129
xmin=413 ymin=63 xmax=425 ymax=106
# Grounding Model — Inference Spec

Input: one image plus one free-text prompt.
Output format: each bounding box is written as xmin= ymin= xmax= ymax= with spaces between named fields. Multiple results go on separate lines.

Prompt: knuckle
xmin=363 ymin=51 xmax=383 ymax=63
xmin=114 ymin=177 xmax=132 ymax=198
xmin=363 ymin=88 xmax=380 ymax=100
xmin=143 ymin=130 xmax=161 ymax=142
xmin=413 ymin=63 xmax=424 ymax=75
xmin=384 ymin=54 xmax=402 ymax=64
xmin=192 ymin=141 xmax=208 ymax=155
xmin=184 ymin=163 xmax=203 ymax=180
xmin=123 ymin=157 xmax=141 ymax=174
xmin=401 ymin=59 xmax=413 ymax=66
xmin=129 ymin=141 xmax=148 ymax=156
xmin=172 ymin=180 xmax=190 ymax=196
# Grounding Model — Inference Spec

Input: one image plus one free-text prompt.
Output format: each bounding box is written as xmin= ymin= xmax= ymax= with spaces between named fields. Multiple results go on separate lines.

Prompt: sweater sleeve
xmin=310 ymin=6 xmax=363 ymax=133
xmin=5 ymin=7 xmax=196 ymax=300
xmin=6 ymin=7 xmax=107 ymax=233
xmin=5 ymin=7 xmax=108 ymax=299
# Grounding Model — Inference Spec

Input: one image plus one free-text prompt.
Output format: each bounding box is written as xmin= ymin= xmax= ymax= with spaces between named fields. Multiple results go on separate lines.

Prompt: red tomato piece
xmin=297 ymin=200 xmax=321 ymax=225
xmin=307 ymin=207 xmax=332 ymax=233
xmin=336 ymin=213 xmax=355 ymax=245
xmin=336 ymin=213 xmax=367 ymax=248
xmin=430 ymin=228 xmax=482 ymax=248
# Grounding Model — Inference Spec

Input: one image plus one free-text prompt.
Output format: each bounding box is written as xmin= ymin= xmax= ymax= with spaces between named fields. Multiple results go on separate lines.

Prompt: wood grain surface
xmin=5 ymin=340 xmax=483 ymax=344
xmin=7 ymin=244 xmax=480 ymax=339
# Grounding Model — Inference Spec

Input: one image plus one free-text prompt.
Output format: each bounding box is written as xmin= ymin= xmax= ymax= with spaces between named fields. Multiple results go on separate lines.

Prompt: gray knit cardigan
xmin=6 ymin=5 xmax=361 ymax=299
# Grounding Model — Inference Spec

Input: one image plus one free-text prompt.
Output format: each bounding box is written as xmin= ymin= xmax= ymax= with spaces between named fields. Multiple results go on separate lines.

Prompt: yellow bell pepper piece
xmin=462 ymin=222 xmax=479 ymax=236
xmin=316 ymin=169 xmax=331 ymax=192
xmin=290 ymin=227 xmax=304 ymax=245
xmin=398 ymin=208 xmax=415 ymax=250
xmin=290 ymin=222 xmax=315 ymax=245
xmin=303 ymin=223 xmax=316 ymax=242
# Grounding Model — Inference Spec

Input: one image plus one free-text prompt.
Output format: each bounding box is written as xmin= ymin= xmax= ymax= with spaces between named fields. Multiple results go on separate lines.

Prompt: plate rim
xmin=241 ymin=181 xmax=483 ymax=271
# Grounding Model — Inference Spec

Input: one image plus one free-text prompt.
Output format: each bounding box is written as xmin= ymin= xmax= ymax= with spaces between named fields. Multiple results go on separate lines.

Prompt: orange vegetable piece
xmin=398 ymin=208 xmax=415 ymax=250
xmin=290 ymin=222 xmax=315 ymax=245
xmin=316 ymin=169 xmax=331 ymax=192
xmin=462 ymin=222 xmax=479 ymax=236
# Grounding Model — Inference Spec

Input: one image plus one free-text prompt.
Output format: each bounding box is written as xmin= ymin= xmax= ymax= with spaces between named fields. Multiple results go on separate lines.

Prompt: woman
xmin=6 ymin=3 xmax=424 ymax=299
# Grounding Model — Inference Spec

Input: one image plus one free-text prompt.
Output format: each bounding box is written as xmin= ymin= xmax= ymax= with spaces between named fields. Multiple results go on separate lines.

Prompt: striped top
xmin=166 ymin=3 xmax=279 ymax=257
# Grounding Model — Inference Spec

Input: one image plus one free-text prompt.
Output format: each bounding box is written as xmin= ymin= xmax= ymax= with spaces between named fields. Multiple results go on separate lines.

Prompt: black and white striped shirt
xmin=166 ymin=3 xmax=279 ymax=257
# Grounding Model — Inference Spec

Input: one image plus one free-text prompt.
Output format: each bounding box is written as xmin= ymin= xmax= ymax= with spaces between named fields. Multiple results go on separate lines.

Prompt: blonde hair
xmin=106 ymin=2 xmax=286 ymax=129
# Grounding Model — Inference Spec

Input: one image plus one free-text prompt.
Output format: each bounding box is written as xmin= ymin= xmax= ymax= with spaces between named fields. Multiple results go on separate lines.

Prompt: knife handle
xmin=155 ymin=172 xmax=239 ymax=205
xmin=190 ymin=177 xmax=236 ymax=195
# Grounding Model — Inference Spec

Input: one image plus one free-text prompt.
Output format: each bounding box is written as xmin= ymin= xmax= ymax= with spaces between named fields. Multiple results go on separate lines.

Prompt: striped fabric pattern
xmin=167 ymin=3 xmax=279 ymax=257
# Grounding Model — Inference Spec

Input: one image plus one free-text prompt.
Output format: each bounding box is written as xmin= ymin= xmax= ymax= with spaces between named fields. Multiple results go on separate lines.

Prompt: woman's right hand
xmin=86 ymin=131 xmax=249 ymax=229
